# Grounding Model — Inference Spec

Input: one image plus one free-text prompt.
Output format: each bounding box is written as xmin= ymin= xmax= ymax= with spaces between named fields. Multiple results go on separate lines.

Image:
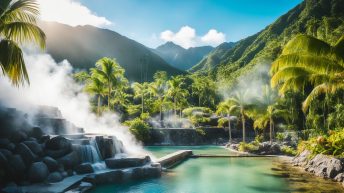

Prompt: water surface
xmin=89 ymin=146 xmax=344 ymax=193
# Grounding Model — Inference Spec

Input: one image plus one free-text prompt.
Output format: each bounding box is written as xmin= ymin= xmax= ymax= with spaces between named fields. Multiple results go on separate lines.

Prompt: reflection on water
xmin=89 ymin=146 xmax=344 ymax=193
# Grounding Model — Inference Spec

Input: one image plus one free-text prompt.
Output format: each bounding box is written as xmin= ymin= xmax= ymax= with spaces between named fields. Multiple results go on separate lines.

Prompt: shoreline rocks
xmin=292 ymin=150 xmax=344 ymax=187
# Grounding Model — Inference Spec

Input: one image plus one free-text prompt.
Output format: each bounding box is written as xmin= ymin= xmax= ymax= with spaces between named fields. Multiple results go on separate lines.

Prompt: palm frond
xmin=1 ymin=0 xmax=39 ymax=23
xmin=0 ymin=39 xmax=27 ymax=86
xmin=282 ymin=34 xmax=331 ymax=56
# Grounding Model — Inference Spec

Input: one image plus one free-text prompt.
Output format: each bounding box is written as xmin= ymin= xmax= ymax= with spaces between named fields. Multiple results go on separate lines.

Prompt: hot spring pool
xmin=89 ymin=146 xmax=344 ymax=193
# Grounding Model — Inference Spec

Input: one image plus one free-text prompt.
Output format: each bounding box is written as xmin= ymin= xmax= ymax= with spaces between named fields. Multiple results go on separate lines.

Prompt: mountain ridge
xmin=39 ymin=21 xmax=184 ymax=82
xmin=153 ymin=41 xmax=214 ymax=71
xmin=192 ymin=0 xmax=344 ymax=87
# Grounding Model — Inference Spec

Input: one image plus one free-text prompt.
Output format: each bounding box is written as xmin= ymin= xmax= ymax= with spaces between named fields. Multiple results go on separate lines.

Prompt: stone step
xmin=105 ymin=156 xmax=151 ymax=169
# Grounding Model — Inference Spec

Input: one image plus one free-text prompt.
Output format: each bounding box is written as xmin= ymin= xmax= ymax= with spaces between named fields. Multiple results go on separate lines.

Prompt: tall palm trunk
xmin=228 ymin=114 xmax=232 ymax=144
xmin=269 ymin=116 xmax=273 ymax=144
xmin=108 ymin=80 xmax=111 ymax=109
xmin=141 ymin=92 xmax=144 ymax=114
xmin=241 ymin=108 xmax=246 ymax=143
xmin=97 ymin=95 xmax=101 ymax=116
xmin=174 ymin=97 xmax=177 ymax=116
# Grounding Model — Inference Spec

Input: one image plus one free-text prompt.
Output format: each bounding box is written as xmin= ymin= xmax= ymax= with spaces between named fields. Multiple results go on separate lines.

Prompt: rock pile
xmin=293 ymin=150 xmax=344 ymax=187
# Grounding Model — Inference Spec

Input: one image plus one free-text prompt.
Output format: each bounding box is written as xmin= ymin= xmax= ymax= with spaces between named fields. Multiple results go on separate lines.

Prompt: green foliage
xmin=217 ymin=117 xmax=228 ymax=127
xmin=254 ymin=135 xmax=264 ymax=143
xmin=281 ymin=145 xmax=297 ymax=156
xmin=276 ymin=133 xmax=285 ymax=142
xmin=297 ymin=128 xmax=344 ymax=158
xmin=183 ymin=107 xmax=212 ymax=127
xmin=328 ymin=104 xmax=344 ymax=130
xmin=124 ymin=118 xmax=151 ymax=142
xmin=195 ymin=127 xmax=206 ymax=136
xmin=0 ymin=0 xmax=46 ymax=86
xmin=238 ymin=142 xmax=259 ymax=152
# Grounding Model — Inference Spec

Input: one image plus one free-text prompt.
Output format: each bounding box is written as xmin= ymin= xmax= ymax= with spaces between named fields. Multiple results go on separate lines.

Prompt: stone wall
xmin=146 ymin=127 xmax=255 ymax=145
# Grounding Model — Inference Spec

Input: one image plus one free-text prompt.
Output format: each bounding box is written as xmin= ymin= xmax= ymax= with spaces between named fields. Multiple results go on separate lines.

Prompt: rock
xmin=47 ymin=172 xmax=63 ymax=183
xmin=46 ymin=148 xmax=71 ymax=159
xmin=29 ymin=127 xmax=43 ymax=139
xmin=23 ymin=141 xmax=43 ymax=156
xmin=38 ymin=135 xmax=50 ymax=144
xmin=10 ymin=130 xmax=28 ymax=143
xmin=334 ymin=173 xmax=344 ymax=182
xmin=45 ymin=136 xmax=72 ymax=151
xmin=75 ymin=163 xmax=94 ymax=174
xmin=105 ymin=156 xmax=151 ymax=169
xmin=132 ymin=164 xmax=162 ymax=180
xmin=1 ymin=184 xmax=24 ymax=193
xmin=85 ymin=170 xmax=123 ymax=185
xmin=0 ymin=138 xmax=10 ymax=148
xmin=8 ymin=155 xmax=26 ymax=181
xmin=57 ymin=151 xmax=81 ymax=169
xmin=0 ymin=152 xmax=8 ymax=166
xmin=15 ymin=143 xmax=37 ymax=166
xmin=65 ymin=182 xmax=93 ymax=193
xmin=229 ymin=144 xmax=239 ymax=151
xmin=28 ymin=162 xmax=49 ymax=183
xmin=43 ymin=156 xmax=59 ymax=172
xmin=292 ymin=150 xmax=310 ymax=167
xmin=0 ymin=148 xmax=12 ymax=160
xmin=8 ymin=155 xmax=26 ymax=172
xmin=5 ymin=143 xmax=15 ymax=152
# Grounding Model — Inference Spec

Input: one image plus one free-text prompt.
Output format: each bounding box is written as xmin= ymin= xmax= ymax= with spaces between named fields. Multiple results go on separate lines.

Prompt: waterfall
xmin=112 ymin=136 xmax=125 ymax=155
xmin=73 ymin=138 xmax=102 ymax=163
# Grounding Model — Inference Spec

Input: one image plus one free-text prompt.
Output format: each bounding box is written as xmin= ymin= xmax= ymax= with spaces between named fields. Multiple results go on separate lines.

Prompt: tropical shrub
xmin=238 ymin=142 xmax=259 ymax=152
xmin=124 ymin=118 xmax=151 ymax=142
xmin=297 ymin=128 xmax=344 ymax=158
xmin=281 ymin=146 xmax=297 ymax=156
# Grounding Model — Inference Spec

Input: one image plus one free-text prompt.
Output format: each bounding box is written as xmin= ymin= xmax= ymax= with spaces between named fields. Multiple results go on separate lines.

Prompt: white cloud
xmin=160 ymin=26 xmax=226 ymax=48
xmin=201 ymin=29 xmax=226 ymax=47
xmin=37 ymin=0 xmax=112 ymax=27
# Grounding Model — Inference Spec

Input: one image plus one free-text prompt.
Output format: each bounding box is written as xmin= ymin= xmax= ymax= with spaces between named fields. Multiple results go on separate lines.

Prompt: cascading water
xmin=79 ymin=139 xmax=101 ymax=163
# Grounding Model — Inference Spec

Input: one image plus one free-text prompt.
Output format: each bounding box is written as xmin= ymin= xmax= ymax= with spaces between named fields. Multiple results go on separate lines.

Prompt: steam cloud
xmin=0 ymin=51 xmax=146 ymax=156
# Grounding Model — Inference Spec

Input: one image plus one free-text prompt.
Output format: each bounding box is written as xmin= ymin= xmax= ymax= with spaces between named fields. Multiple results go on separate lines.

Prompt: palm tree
xmin=92 ymin=57 xmax=125 ymax=109
xmin=166 ymin=76 xmax=189 ymax=116
xmin=132 ymin=82 xmax=148 ymax=114
xmin=227 ymin=90 xmax=253 ymax=143
xmin=152 ymin=71 xmax=167 ymax=121
xmin=216 ymin=100 xmax=237 ymax=143
xmin=0 ymin=0 xmax=46 ymax=86
xmin=271 ymin=34 xmax=344 ymax=112
xmin=253 ymin=86 xmax=290 ymax=143
xmin=84 ymin=76 xmax=106 ymax=116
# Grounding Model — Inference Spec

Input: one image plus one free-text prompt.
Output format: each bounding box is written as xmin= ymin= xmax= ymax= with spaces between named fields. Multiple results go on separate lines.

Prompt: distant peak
xmin=156 ymin=41 xmax=185 ymax=51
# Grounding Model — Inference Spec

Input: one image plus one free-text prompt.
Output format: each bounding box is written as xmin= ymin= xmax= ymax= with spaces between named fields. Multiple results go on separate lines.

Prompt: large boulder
xmin=0 ymin=138 xmax=10 ymax=149
xmin=75 ymin=163 xmax=94 ymax=174
xmin=10 ymin=130 xmax=28 ymax=143
xmin=292 ymin=150 xmax=310 ymax=167
xmin=28 ymin=162 xmax=49 ymax=183
xmin=132 ymin=163 xmax=162 ymax=180
xmin=23 ymin=141 xmax=43 ymax=156
xmin=84 ymin=170 xmax=123 ymax=185
xmin=28 ymin=127 xmax=43 ymax=140
xmin=46 ymin=148 xmax=71 ymax=159
xmin=0 ymin=151 xmax=8 ymax=167
xmin=15 ymin=143 xmax=37 ymax=166
xmin=57 ymin=151 xmax=81 ymax=169
xmin=46 ymin=172 xmax=63 ymax=183
xmin=8 ymin=155 xmax=26 ymax=181
xmin=105 ymin=156 xmax=151 ymax=169
xmin=303 ymin=154 xmax=343 ymax=179
xmin=45 ymin=136 xmax=72 ymax=151
xmin=43 ymin=156 xmax=59 ymax=172
xmin=0 ymin=148 xmax=12 ymax=160
xmin=334 ymin=173 xmax=344 ymax=182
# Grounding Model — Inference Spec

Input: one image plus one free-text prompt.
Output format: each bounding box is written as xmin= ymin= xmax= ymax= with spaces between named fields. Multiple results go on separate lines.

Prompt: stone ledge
xmin=157 ymin=150 xmax=193 ymax=168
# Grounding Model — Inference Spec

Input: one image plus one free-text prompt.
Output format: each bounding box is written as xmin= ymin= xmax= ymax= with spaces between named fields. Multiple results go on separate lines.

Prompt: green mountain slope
xmin=39 ymin=22 xmax=184 ymax=82
xmin=189 ymin=42 xmax=236 ymax=73
xmin=192 ymin=0 xmax=344 ymax=87
xmin=153 ymin=42 xmax=214 ymax=71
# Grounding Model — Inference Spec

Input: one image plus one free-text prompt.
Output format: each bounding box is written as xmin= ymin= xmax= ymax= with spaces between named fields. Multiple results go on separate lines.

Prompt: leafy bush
xmin=183 ymin=107 xmax=212 ymax=126
xmin=124 ymin=118 xmax=151 ymax=142
xmin=281 ymin=145 xmax=297 ymax=156
xmin=195 ymin=127 xmax=206 ymax=136
xmin=297 ymin=128 xmax=344 ymax=158
xmin=276 ymin=133 xmax=284 ymax=142
xmin=239 ymin=142 xmax=259 ymax=152
xmin=217 ymin=117 xmax=228 ymax=127
xmin=254 ymin=135 xmax=264 ymax=143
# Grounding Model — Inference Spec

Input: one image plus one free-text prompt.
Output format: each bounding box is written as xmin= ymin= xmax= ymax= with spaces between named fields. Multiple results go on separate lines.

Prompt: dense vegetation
xmin=74 ymin=59 xmax=219 ymax=142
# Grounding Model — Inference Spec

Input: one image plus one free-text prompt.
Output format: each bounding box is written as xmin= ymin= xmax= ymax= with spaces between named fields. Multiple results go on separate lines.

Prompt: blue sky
xmin=40 ymin=0 xmax=302 ymax=48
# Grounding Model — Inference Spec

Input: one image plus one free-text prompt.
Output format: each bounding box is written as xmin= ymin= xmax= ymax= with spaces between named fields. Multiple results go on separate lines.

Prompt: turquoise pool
xmin=89 ymin=146 xmax=344 ymax=193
